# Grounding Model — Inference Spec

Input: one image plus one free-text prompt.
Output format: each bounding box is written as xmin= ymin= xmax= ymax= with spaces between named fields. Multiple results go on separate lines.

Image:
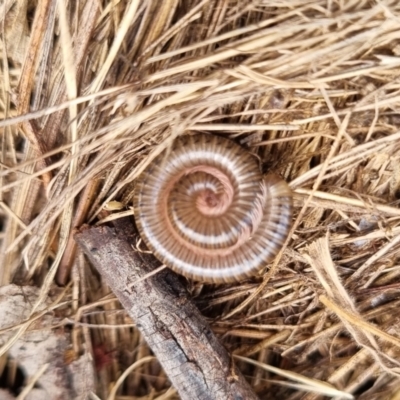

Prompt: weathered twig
xmin=74 ymin=219 xmax=259 ymax=400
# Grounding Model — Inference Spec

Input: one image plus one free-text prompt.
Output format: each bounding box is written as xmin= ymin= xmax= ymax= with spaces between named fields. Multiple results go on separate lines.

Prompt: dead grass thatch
xmin=1 ymin=0 xmax=400 ymax=398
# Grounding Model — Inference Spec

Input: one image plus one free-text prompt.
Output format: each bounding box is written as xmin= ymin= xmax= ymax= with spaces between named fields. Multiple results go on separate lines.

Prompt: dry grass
xmin=1 ymin=0 xmax=400 ymax=398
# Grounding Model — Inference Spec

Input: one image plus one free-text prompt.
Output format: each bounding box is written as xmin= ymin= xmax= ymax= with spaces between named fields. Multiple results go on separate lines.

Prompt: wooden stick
xmin=74 ymin=220 xmax=259 ymax=400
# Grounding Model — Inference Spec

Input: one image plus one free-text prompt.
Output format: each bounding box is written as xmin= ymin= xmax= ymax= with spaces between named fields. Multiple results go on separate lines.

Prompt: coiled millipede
xmin=133 ymin=134 xmax=293 ymax=283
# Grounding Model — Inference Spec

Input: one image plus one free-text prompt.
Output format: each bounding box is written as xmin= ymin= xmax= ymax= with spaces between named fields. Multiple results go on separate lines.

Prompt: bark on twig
xmin=74 ymin=219 xmax=259 ymax=400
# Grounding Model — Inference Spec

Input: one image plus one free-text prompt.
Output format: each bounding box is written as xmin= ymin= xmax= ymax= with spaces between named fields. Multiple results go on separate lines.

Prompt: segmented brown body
xmin=133 ymin=134 xmax=293 ymax=283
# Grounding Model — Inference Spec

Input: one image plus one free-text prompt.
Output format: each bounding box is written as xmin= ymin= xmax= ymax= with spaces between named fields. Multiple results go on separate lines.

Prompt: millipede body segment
xmin=133 ymin=134 xmax=293 ymax=283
